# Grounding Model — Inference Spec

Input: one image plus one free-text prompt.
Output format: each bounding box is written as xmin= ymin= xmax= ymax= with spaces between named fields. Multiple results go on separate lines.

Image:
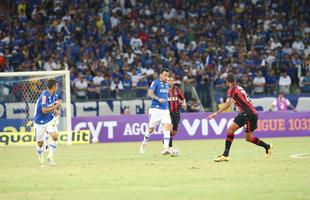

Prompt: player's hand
xmin=208 ymin=112 xmax=218 ymax=120
xmin=159 ymin=98 xmax=165 ymax=103
xmin=55 ymin=100 xmax=62 ymax=109
xmin=54 ymin=109 xmax=60 ymax=116
xmin=182 ymin=102 xmax=187 ymax=109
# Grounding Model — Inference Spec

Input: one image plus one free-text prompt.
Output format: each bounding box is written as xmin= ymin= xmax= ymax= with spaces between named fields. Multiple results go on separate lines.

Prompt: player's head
xmin=225 ymin=73 xmax=235 ymax=87
xmin=160 ymin=68 xmax=170 ymax=82
xmin=47 ymin=79 xmax=58 ymax=94
xmin=168 ymin=77 xmax=174 ymax=87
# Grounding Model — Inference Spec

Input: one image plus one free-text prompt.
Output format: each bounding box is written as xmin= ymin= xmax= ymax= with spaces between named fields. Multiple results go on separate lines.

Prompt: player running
xmin=167 ymin=77 xmax=186 ymax=150
xmin=208 ymin=74 xmax=272 ymax=162
xmin=140 ymin=69 xmax=172 ymax=155
xmin=34 ymin=79 xmax=61 ymax=166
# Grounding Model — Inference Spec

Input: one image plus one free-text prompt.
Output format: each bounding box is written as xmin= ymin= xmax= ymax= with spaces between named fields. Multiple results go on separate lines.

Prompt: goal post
xmin=0 ymin=70 xmax=72 ymax=145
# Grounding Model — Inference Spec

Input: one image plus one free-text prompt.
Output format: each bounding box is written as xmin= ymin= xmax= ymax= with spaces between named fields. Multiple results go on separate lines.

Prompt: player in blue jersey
xmin=43 ymin=90 xmax=62 ymax=152
xmin=34 ymin=79 xmax=62 ymax=166
xmin=140 ymin=68 xmax=172 ymax=155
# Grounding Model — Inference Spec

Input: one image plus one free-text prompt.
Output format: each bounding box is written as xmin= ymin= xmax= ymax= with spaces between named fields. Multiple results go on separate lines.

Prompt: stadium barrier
xmin=72 ymin=111 xmax=310 ymax=143
xmin=0 ymin=130 xmax=90 ymax=145
xmin=1 ymin=95 xmax=309 ymax=119
xmin=0 ymin=112 xmax=309 ymax=145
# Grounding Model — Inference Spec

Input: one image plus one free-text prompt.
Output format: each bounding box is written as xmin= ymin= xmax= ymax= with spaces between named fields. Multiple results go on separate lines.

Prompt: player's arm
xmin=178 ymin=88 xmax=186 ymax=108
xmin=41 ymin=96 xmax=61 ymax=114
xmin=148 ymin=89 xmax=165 ymax=103
xmin=208 ymin=98 xmax=233 ymax=119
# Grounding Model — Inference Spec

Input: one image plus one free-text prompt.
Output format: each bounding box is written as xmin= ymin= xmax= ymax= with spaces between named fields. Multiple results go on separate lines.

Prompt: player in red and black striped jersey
xmin=208 ymin=74 xmax=273 ymax=162
xmin=168 ymin=77 xmax=186 ymax=149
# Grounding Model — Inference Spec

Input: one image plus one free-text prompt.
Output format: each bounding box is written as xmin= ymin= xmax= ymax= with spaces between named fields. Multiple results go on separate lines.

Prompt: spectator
xmin=252 ymin=71 xmax=266 ymax=95
xmin=182 ymin=70 xmax=196 ymax=100
xmin=74 ymin=73 xmax=88 ymax=100
xmin=265 ymin=69 xmax=278 ymax=94
xmin=270 ymin=93 xmax=297 ymax=112
xmin=214 ymin=74 xmax=227 ymax=98
xmin=93 ymin=71 xmax=105 ymax=86
xmin=300 ymin=71 xmax=310 ymax=93
xmin=239 ymin=73 xmax=252 ymax=94
xmin=110 ymin=76 xmax=123 ymax=99
xmin=87 ymin=81 xmax=100 ymax=100
xmin=136 ymin=76 xmax=148 ymax=98
xmin=43 ymin=57 xmax=57 ymax=71
xmin=122 ymin=74 xmax=133 ymax=98
xmin=279 ymin=71 xmax=292 ymax=94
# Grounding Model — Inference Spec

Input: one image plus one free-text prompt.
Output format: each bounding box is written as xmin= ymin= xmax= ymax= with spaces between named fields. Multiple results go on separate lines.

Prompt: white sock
xmin=36 ymin=145 xmax=44 ymax=156
xmin=49 ymin=140 xmax=57 ymax=155
xmin=163 ymin=130 xmax=170 ymax=149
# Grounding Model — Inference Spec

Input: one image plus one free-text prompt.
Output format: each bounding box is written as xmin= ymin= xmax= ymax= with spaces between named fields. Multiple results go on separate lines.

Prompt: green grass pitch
xmin=1 ymin=137 xmax=310 ymax=200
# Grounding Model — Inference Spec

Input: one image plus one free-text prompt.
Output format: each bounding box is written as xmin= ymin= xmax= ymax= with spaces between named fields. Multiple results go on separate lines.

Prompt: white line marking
xmin=290 ymin=153 xmax=310 ymax=159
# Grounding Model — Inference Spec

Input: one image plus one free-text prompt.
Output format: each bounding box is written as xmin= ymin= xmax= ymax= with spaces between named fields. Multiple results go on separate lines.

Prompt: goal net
xmin=0 ymin=70 xmax=72 ymax=145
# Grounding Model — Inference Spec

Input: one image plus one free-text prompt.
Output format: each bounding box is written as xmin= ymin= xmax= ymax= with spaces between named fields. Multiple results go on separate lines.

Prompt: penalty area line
xmin=290 ymin=153 xmax=310 ymax=159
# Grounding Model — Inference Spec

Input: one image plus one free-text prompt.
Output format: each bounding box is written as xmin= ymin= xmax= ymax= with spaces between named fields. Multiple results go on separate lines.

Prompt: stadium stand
xmin=0 ymin=0 xmax=309 ymax=109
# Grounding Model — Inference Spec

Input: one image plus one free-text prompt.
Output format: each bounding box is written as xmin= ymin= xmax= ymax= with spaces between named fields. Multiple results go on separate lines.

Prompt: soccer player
xmin=34 ymin=79 xmax=61 ymax=166
xmin=43 ymin=90 xmax=62 ymax=152
xmin=208 ymin=74 xmax=273 ymax=162
xmin=167 ymin=77 xmax=186 ymax=149
xmin=140 ymin=69 xmax=172 ymax=155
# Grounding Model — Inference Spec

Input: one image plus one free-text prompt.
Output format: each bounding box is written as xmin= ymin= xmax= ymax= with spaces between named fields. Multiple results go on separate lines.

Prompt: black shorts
xmin=170 ymin=112 xmax=180 ymax=131
xmin=233 ymin=113 xmax=258 ymax=133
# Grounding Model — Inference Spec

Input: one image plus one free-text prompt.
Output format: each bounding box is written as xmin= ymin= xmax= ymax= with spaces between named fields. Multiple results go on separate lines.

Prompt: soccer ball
xmin=170 ymin=148 xmax=180 ymax=157
xmin=92 ymin=137 xmax=99 ymax=144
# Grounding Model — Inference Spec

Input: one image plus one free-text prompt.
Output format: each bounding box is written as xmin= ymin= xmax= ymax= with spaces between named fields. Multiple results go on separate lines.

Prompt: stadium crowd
xmin=0 ymin=0 xmax=310 ymax=106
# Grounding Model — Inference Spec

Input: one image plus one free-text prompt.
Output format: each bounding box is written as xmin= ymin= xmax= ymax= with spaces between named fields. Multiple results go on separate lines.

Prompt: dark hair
xmin=160 ymin=68 xmax=169 ymax=74
xmin=47 ymin=79 xmax=58 ymax=89
xmin=225 ymin=74 xmax=235 ymax=83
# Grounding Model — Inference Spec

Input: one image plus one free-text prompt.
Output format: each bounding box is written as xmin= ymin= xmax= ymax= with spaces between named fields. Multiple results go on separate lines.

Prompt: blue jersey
xmin=55 ymin=91 xmax=62 ymax=101
xmin=34 ymin=90 xmax=57 ymax=125
xmin=150 ymin=79 xmax=169 ymax=110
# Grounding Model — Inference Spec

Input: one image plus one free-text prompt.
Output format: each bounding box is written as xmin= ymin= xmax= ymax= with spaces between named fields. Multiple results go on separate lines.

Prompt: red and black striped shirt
xmin=168 ymin=86 xmax=185 ymax=113
xmin=227 ymin=84 xmax=257 ymax=115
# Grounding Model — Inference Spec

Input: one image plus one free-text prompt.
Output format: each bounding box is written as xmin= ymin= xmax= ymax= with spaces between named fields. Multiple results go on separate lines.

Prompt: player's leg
xmin=46 ymin=120 xmax=58 ymax=166
xmin=34 ymin=124 xmax=46 ymax=166
xmin=140 ymin=109 xmax=158 ymax=154
xmin=169 ymin=112 xmax=180 ymax=149
xmin=43 ymin=133 xmax=49 ymax=152
xmin=214 ymin=114 xmax=244 ymax=162
xmin=161 ymin=110 xmax=172 ymax=155
xmin=47 ymin=131 xmax=58 ymax=166
xmin=244 ymin=115 xmax=272 ymax=157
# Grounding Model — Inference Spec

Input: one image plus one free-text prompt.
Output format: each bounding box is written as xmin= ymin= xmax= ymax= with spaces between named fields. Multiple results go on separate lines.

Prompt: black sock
xmin=250 ymin=135 xmax=269 ymax=150
xmin=223 ymin=133 xmax=234 ymax=157
xmin=169 ymin=137 xmax=173 ymax=148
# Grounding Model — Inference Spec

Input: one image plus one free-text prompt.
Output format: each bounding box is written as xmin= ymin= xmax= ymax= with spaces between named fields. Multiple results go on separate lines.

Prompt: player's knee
xmin=148 ymin=127 xmax=154 ymax=133
xmin=51 ymin=132 xmax=58 ymax=141
xmin=37 ymin=141 xmax=44 ymax=147
xmin=227 ymin=128 xmax=235 ymax=135
xmin=245 ymin=133 xmax=251 ymax=142
xmin=163 ymin=124 xmax=172 ymax=131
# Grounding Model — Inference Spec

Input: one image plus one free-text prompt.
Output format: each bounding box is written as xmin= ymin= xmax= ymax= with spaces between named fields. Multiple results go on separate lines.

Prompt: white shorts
xmin=148 ymin=108 xmax=171 ymax=128
xmin=34 ymin=119 xmax=58 ymax=142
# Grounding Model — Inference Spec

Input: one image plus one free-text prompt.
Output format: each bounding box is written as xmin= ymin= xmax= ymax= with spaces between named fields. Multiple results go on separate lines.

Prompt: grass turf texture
xmin=0 ymin=137 xmax=310 ymax=200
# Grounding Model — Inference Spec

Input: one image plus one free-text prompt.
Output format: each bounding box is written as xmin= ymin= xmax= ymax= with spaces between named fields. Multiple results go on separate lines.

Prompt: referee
xmin=168 ymin=77 xmax=186 ymax=149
